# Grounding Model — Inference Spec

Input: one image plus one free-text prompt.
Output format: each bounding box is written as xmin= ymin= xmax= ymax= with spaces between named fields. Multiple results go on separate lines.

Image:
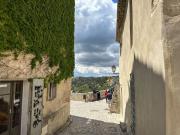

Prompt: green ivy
xmin=0 ymin=0 xmax=74 ymax=83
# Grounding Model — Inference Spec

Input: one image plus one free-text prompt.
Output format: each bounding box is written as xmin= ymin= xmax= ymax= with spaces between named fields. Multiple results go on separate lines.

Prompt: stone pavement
xmin=57 ymin=100 xmax=126 ymax=135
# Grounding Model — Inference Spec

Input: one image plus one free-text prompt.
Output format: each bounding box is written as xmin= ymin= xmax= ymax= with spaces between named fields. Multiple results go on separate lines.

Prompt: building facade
xmin=0 ymin=0 xmax=74 ymax=134
xmin=116 ymin=0 xmax=180 ymax=135
xmin=0 ymin=53 xmax=72 ymax=135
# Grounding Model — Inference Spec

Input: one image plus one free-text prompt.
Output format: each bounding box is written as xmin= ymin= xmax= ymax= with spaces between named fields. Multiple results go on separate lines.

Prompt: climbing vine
xmin=0 ymin=0 xmax=74 ymax=83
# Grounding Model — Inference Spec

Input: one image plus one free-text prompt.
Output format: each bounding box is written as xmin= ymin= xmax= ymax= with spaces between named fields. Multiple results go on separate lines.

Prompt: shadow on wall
xmin=123 ymin=56 xmax=166 ymax=135
xmin=58 ymin=115 xmax=121 ymax=135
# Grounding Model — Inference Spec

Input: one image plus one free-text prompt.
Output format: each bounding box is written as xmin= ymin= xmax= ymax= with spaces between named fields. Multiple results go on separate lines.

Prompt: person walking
xmin=93 ymin=89 xmax=97 ymax=101
xmin=83 ymin=94 xmax=87 ymax=102
xmin=104 ymin=89 xmax=108 ymax=103
xmin=97 ymin=91 xmax=101 ymax=101
xmin=107 ymin=90 xmax=112 ymax=109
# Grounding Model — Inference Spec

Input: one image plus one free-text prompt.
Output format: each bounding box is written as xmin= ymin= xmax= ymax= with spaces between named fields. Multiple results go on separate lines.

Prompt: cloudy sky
xmin=74 ymin=0 xmax=119 ymax=77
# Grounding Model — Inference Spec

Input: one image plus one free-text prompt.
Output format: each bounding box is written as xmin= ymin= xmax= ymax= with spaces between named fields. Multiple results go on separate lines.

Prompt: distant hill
xmin=72 ymin=76 xmax=119 ymax=93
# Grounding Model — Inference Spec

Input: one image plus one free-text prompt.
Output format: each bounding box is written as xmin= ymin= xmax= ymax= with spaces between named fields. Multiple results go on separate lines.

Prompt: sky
xmin=74 ymin=0 xmax=119 ymax=77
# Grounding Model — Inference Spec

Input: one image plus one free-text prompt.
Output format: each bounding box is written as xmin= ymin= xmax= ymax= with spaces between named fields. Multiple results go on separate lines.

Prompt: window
xmin=47 ymin=83 xmax=57 ymax=100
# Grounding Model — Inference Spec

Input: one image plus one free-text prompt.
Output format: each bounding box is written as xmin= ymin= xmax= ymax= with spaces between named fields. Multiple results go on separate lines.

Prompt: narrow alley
xmin=57 ymin=100 xmax=125 ymax=135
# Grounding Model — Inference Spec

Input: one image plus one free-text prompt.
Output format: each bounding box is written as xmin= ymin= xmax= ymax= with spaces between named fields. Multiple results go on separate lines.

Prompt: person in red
xmin=104 ymin=89 xmax=108 ymax=103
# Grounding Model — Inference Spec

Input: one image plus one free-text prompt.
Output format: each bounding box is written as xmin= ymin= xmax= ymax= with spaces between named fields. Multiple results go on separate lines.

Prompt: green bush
xmin=0 ymin=0 xmax=74 ymax=83
xmin=72 ymin=77 xmax=120 ymax=93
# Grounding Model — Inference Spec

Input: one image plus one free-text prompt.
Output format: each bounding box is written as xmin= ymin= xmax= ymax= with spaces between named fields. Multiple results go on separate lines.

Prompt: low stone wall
xmin=71 ymin=90 xmax=106 ymax=102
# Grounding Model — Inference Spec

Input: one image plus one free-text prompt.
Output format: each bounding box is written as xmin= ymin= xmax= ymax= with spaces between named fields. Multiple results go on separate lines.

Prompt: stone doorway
xmin=0 ymin=81 xmax=23 ymax=135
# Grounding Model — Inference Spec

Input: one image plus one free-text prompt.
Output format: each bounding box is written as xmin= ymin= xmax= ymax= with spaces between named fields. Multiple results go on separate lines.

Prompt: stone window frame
xmin=47 ymin=83 xmax=57 ymax=100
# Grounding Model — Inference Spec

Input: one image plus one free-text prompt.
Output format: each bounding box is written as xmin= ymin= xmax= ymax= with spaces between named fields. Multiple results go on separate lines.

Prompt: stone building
xmin=0 ymin=0 xmax=74 ymax=134
xmin=0 ymin=53 xmax=72 ymax=135
xmin=116 ymin=0 xmax=180 ymax=135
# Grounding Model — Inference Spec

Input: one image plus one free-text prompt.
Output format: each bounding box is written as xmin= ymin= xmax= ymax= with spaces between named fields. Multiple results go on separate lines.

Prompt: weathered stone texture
xmin=116 ymin=0 xmax=128 ymax=43
xmin=0 ymin=52 xmax=57 ymax=80
xmin=42 ymin=78 xmax=71 ymax=135
xmin=163 ymin=0 xmax=180 ymax=135
xmin=117 ymin=0 xmax=166 ymax=134
xmin=110 ymin=84 xmax=120 ymax=113
xmin=117 ymin=0 xmax=180 ymax=134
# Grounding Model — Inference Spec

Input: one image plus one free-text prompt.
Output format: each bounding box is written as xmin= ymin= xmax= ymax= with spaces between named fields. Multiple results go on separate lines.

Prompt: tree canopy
xmin=72 ymin=76 xmax=119 ymax=93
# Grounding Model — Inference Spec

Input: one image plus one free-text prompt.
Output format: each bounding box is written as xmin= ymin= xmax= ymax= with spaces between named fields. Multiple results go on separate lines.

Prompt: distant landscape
xmin=72 ymin=76 xmax=119 ymax=93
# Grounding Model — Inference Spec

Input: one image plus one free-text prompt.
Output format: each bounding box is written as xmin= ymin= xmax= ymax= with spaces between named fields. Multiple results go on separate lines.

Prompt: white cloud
xmin=74 ymin=64 xmax=119 ymax=77
xmin=75 ymin=0 xmax=119 ymax=76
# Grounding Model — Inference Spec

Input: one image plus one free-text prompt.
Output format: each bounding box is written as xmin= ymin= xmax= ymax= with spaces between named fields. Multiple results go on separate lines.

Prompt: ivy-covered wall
xmin=0 ymin=0 xmax=74 ymax=83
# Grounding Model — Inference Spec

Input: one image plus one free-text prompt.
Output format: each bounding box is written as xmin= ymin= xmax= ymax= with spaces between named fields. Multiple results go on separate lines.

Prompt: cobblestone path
xmin=58 ymin=100 xmax=125 ymax=135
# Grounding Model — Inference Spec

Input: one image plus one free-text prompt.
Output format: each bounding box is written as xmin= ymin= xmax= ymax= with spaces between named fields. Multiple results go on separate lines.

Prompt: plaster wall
xmin=42 ymin=78 xmax=71 ymax=135
xmin=119 ymin=0 xmax=166 ymax=134
xmin=163 ymin=0 xmax=180 ymax=134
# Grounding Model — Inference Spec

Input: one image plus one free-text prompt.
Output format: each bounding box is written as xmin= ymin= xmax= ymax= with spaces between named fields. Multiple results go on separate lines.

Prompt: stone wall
xmin=163 ymin=0 xmax=180 ymax=135
xmin=42 ymin=78 xmax=71 ymax=135
xmin=110 ymin=84 xmax=120 ymax=113
xmin=71 ymin=90 xmax=106 ymax=102
xmin=0 ymin=52 xmax=57 ymax=80
xmin=117 ymin=0 xmax=166 ymax=134
xmin=0 ymin=53 xmax=71 ymax=135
